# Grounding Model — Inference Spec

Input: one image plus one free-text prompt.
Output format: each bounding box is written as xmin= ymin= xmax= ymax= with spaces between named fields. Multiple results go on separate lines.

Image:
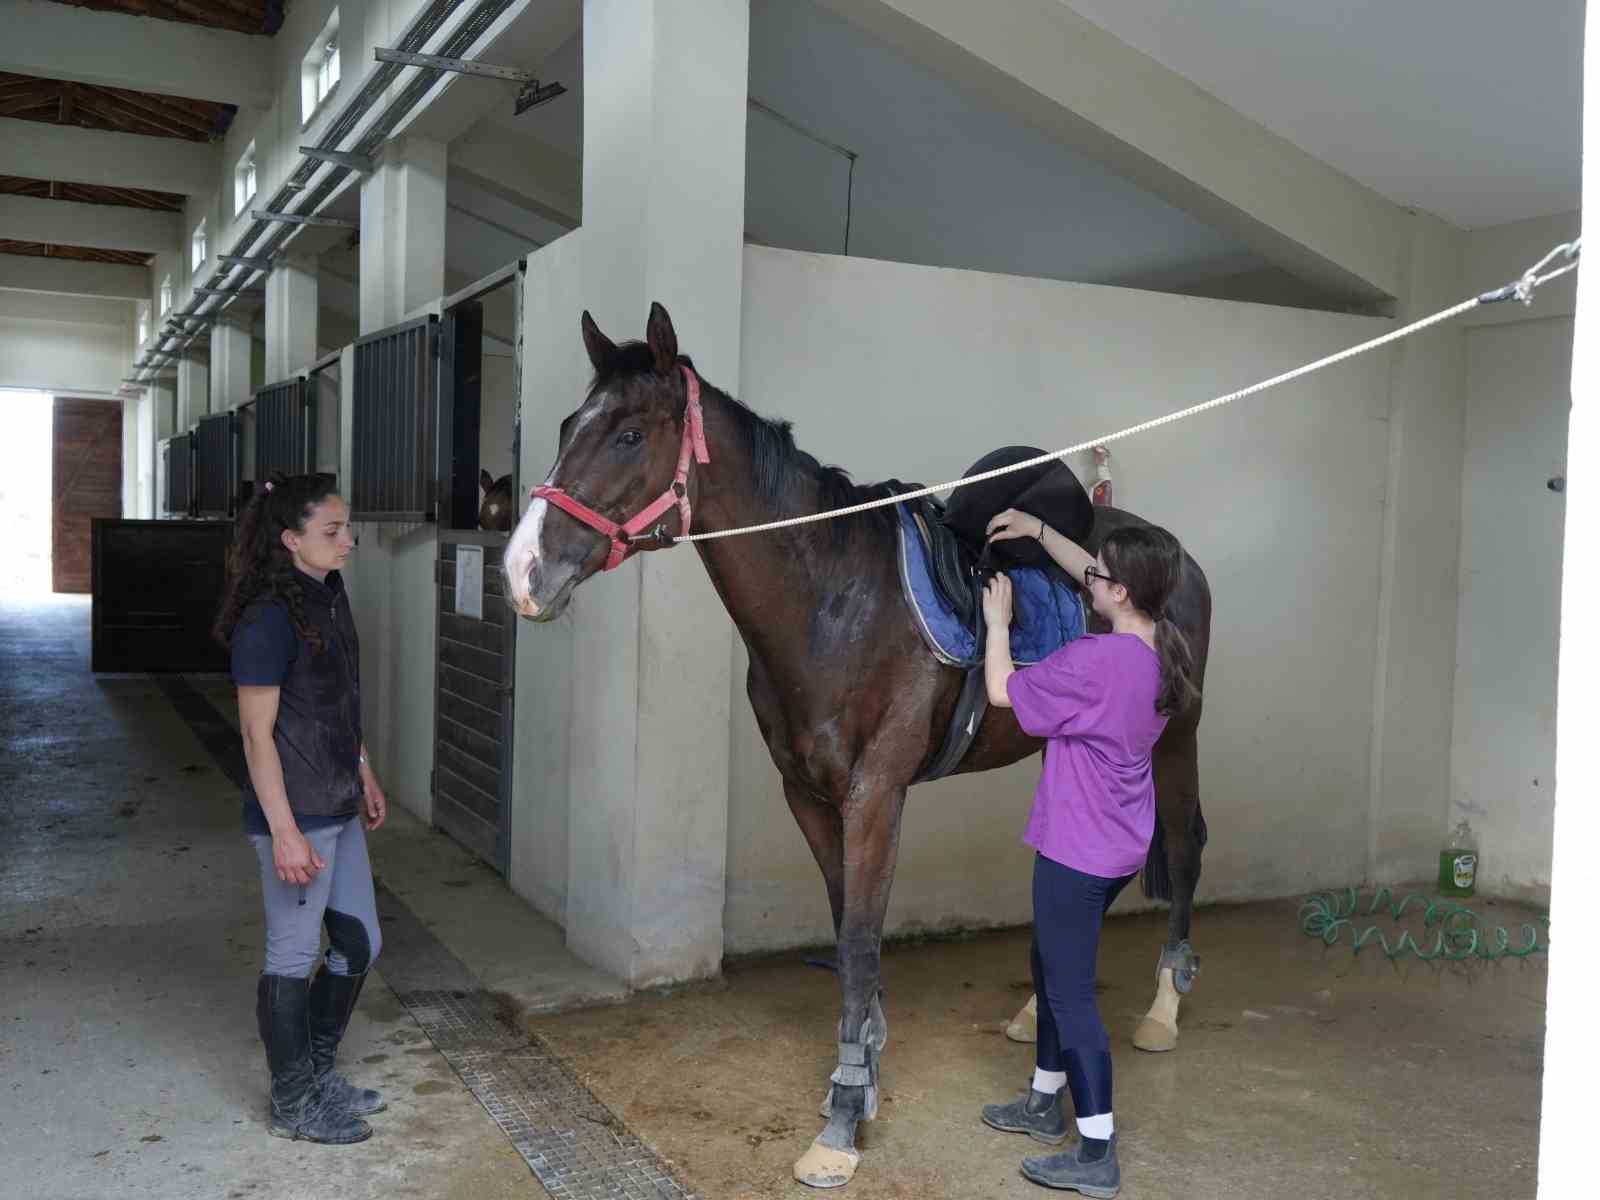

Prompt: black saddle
xmin=908 ymin=447 xmax=1094 ymax=626
xmin=907 ymin=448 xmax=1094 ymax=784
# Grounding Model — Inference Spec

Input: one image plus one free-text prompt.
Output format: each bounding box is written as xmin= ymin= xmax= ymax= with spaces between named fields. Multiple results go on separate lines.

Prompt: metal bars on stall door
xmin=253 ymin=378 xmax=312 ymax=484
xmin=194 ymin=411 xmax=239 ymax=519
xmin=350 ymin=314 xmax=439 ymax=522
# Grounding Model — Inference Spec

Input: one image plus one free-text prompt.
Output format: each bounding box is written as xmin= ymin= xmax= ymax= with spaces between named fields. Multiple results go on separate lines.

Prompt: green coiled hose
xmin=1299 ymin=886 xmax=1548 ymax=961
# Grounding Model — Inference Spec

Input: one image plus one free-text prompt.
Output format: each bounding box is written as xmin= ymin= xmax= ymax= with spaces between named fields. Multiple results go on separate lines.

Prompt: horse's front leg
xmin=1133 ymin=726 xmax=1204 ymax=1052
xmin=794 ymin=782 xmax=905 ymax=1189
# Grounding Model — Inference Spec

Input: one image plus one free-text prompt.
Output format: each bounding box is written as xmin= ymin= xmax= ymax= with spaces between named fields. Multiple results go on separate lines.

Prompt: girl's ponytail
xmin=1153 ymin=612 xmax=1199 ymax=717
xmin=1100 ymin=523 xmax=1202 ymax=717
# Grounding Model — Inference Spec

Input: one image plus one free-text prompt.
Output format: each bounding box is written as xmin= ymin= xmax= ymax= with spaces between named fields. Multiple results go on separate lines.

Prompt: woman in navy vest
xmin=214 ymin=472 xmax=389 ymax=1145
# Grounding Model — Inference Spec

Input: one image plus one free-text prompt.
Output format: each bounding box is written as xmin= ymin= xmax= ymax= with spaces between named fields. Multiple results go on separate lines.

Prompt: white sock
xmin=1031 ymin=1068 xmax=1067 ymax=1095
xmin=1077 ymin=1113 xmax=1114 ymax=1140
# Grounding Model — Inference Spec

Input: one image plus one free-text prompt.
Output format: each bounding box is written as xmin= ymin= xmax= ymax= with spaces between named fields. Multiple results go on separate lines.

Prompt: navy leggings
xmin=1032 ymin=853 xmax=1134 ymax=1118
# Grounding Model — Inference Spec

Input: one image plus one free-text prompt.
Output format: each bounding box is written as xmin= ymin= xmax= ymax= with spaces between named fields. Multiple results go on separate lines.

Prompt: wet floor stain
xmin=413 ymin=1080 xmax=452 ymax=1096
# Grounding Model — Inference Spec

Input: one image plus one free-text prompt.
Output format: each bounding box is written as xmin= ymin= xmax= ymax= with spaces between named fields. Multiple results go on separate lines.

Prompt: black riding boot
xmin=308 ymin=969 xmax=386 ymax=1116
xmin=257 ymin=974 xmax=372 ymax=1144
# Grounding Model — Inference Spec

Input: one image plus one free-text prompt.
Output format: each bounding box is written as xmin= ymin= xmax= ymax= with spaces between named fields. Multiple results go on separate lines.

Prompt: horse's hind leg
xmin=795 ymin=783 xmax=905 ymax=1190
xmin=1133 ymin=723 xmax=1204 ymax=1053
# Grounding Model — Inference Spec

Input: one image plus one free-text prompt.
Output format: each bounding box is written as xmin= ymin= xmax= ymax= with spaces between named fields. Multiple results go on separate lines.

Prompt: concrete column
xmin=359 ymin=136 xmax=446 ymax=334
xmin=1536 ymin=11 xmax=1594 ymax=1195
xmin=152 ymin=378 xmax=177 ymax=439
xmin=209 ymin=315 xmax=251 ymax=411
xmin=563 ymin=0 xmax=748 ymax=988
xmin=176 ymin=353 xmax=208 ymax=427
xmin=1366 ymin=213 xmax=1468 ymax=884
xmin=265 ymin=255 xmax=318 ymax=380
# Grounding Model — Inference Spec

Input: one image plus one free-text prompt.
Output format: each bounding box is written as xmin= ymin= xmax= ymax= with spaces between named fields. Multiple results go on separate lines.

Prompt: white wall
xmin=506 ymin=233 xmax=585 ymax=924
xmin=1451 ymin=317 xmax=1570 ymax=901
xmin=723 ymin=247 xmax=1396 ymax=951
xmin=0 ymin=290 xmax=133 ymax=395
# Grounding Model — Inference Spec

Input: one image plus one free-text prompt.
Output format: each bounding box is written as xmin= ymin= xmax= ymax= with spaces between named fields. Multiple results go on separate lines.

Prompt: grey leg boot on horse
xmin=308 ymin=968 xmax=386 ymax=1116
xmin=257 ymin=974 xmax=372 ymax=1144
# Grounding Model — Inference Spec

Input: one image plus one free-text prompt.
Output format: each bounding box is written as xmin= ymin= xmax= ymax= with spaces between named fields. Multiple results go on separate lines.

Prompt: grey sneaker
xmin=1020 ymin=1134 xmax=1121 ymax=1197
xmin=981 ymin=1088 xmax=1068 ymax=1144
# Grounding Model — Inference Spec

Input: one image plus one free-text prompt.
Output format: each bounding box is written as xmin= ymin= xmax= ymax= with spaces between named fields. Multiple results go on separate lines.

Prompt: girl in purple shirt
xmin=977 ymin=511 xmax=1199 ymax=1198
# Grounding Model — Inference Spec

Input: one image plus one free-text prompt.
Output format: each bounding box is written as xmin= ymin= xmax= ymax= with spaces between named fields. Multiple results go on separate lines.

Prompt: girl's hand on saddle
xmin=273 ymin=827 xmax=325 ymax=886
xmin=986 ymin=508 xmax=1044 ymax=544
xmin=982 ymin=573 xmax=1015 ymax=627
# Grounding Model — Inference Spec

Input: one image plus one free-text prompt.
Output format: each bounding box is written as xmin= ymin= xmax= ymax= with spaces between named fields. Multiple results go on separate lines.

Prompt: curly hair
xmin=213 ymin=472 xmax=341 ymax=653
xmin=1100 ymin=523 xmax=1201 ymax=717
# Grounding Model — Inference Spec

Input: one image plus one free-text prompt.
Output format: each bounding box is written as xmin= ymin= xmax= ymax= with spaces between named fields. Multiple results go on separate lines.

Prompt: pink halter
xmin=530 ymin=363 xmax=710 ymax=572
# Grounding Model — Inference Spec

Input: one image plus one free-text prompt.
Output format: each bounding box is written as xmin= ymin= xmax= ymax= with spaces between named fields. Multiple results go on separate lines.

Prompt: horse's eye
xmin=616 ymin=429 xmax=643 ymax=448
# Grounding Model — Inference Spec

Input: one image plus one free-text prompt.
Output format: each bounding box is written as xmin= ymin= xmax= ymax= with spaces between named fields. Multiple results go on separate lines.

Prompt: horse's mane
xmin=602 ymin=344 xmax=903 ymax=548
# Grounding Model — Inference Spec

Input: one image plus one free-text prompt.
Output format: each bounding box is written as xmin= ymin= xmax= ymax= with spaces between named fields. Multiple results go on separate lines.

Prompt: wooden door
xmin=53 ymin=398 xmax=123 ymax=594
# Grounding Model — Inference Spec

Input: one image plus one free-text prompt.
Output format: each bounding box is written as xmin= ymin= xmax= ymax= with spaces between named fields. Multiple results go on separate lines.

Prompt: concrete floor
xmin=2 ymin=595 xmax=1549 ymax=1199
xmin=533 ymin=906 xmax=1547 ymax=1200
xmin=0 ymin=596 xmax=616 ymax=1200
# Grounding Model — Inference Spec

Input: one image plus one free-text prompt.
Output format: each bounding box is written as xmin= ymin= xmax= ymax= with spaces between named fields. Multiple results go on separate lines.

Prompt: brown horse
xmin=478 ymin=469 xmax=514 ymax=531
xmin=504 ymin=304 xmax=1210 ymax=1189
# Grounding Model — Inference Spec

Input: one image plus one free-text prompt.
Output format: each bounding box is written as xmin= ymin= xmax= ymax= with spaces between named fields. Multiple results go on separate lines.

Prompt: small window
xmin=137 ymin=301 xmax=150 ymax=346
xmin=234 ymin=142 xmax=257 ymax=215
xmin=159 ymin=275 xmax=173 ymax=316
xmin=191 ymin=219 xmax=207 ymax=271
xmin=301 ymin=11 xmax=341 ymax=125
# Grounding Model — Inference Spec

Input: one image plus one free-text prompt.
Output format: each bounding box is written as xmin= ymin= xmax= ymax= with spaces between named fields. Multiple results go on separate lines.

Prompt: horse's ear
xmin=581 ymin=311 xmax=617 ymax=370
xmin=646 ymin=302 xmax=678 ymax=374
xmin=479 ymin=468 xmax=494 ymax=492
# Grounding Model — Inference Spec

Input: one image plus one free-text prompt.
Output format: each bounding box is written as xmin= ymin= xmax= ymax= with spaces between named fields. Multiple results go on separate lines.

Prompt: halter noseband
xmin=529 ymin=363 xmax=710 ymax=572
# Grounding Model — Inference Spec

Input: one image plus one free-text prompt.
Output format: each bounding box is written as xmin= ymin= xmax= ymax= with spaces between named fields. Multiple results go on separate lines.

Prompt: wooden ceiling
xmin=0 ymin=173 xmax=185 ymax=211
xmin=46 ymin=1 xmax=284 ymax=37
xmin=0 ymin=239 xmax=151 ymax=265
xmin=0 ymin=72 xmax=235 ymax=141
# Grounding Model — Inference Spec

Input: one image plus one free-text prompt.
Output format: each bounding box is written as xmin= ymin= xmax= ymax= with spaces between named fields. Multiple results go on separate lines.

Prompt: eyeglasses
xmin=1084 ymin=565 xmax=1118 ymax=589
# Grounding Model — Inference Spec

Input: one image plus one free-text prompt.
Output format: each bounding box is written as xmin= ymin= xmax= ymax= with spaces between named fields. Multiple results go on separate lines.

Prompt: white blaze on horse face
xmin=506 ymin=390 xmax=613 ymax=615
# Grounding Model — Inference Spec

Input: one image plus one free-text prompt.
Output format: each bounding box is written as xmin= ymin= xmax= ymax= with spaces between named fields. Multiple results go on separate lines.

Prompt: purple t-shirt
xmin=1006 ymin=633 xmax=1168 ymax=879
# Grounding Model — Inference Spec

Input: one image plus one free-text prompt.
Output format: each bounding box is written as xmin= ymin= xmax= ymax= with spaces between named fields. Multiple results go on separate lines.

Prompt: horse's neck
xmin=688 ymin=391 xmax=888 ymax=671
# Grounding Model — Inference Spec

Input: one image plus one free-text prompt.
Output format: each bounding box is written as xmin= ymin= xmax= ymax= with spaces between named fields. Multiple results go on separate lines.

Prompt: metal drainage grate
xmin=392 ymin=988 xmax=696 ymax=1200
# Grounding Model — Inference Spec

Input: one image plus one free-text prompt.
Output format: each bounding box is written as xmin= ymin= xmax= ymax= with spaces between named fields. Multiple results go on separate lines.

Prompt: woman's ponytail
xmin=1100 ymin=523 xmax=1202 ymax=717
xmin=1153 ymin=612 xmax=1199 ymax=717
xmin=213 ymin=472 xmax=338 ymax=651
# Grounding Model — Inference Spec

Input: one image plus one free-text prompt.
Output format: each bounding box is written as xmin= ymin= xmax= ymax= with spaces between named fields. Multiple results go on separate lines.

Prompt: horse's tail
xmin=1140 ymin=799 xmax=1207 ymax=902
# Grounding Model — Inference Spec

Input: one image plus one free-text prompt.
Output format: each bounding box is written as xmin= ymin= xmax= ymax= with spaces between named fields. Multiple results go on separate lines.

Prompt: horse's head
xmin=478 ymin=470 xmax=514 ymax=532
xmin=505 ymin=302 xmax=706 ymax=621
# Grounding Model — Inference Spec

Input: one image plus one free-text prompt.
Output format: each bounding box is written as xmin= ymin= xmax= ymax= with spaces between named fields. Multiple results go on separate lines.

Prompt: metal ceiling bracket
xmin=299 ymin=146 xmax=376 ymax=174
xmin=252 ymin=210 xmax=357 ymax=229
xmin=375 ymin=47 xmax=534 ymax=82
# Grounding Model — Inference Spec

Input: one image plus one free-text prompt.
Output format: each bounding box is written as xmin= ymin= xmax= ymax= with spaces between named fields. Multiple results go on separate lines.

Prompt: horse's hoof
xmin=1132 ymin=1015 xmax=1178 ymax=1052
xmin=794 ymin=1138 xmax=860 ymax=1189
xmin=1005 ymin=995 xmax=1038 ymax=1044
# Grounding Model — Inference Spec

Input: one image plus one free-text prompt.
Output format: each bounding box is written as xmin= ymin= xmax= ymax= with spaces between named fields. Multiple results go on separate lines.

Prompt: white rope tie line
xmin=675 ymin=240 xmax=1581 ymax=546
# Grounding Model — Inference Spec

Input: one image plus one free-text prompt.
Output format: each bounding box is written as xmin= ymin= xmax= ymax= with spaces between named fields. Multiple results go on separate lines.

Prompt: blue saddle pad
xmin=895 ymin=503 xmax=1084 ymax=668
